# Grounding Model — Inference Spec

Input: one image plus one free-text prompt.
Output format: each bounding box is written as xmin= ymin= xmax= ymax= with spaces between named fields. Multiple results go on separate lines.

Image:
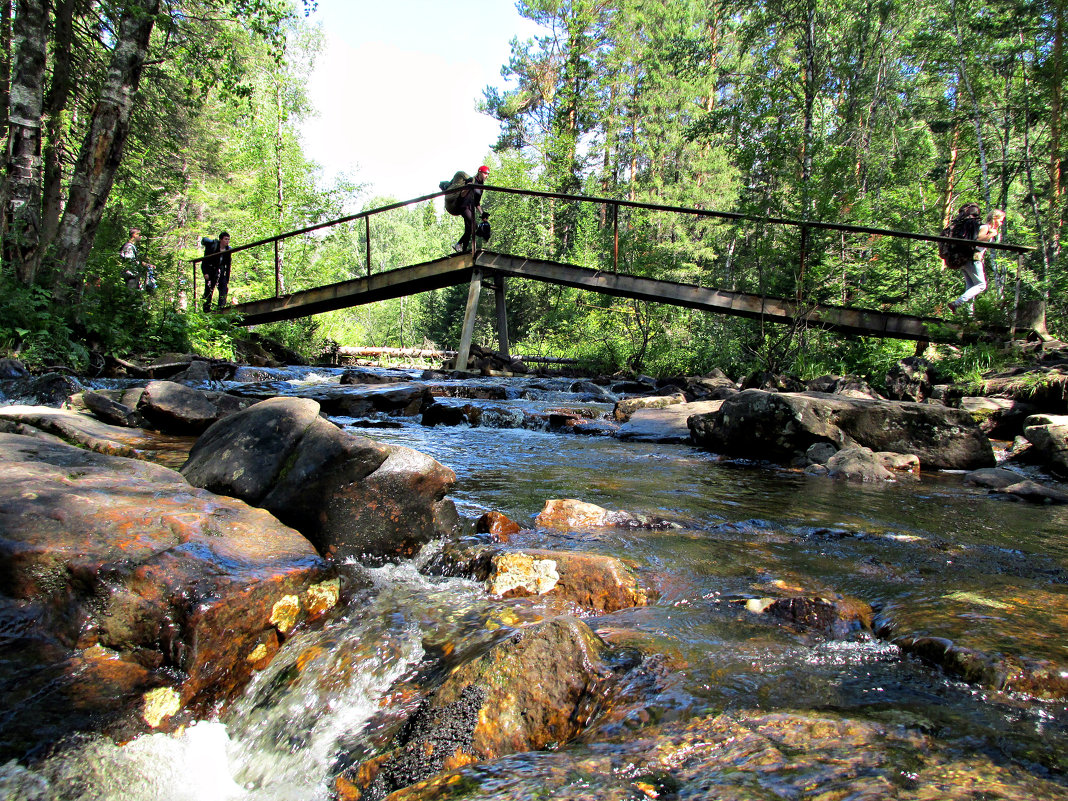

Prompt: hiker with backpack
xmin=942 ymin=205 xmax=1005 ymax=313
xmin=200 ymin=231 xmax=232 ymax=312
xmin=441 ymin=165 xmax=489 ymax=254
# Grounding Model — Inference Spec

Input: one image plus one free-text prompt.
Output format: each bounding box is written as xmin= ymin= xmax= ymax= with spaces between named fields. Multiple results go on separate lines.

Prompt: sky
xmin=300 ymin=1 xmax=544 ymax=206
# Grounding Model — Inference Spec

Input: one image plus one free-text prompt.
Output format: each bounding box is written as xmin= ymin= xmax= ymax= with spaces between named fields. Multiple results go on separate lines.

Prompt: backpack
xmin=938 ymin=210 xmax=981 ymax=266
xmin=439 ymin=171 xmax=470 ymax=216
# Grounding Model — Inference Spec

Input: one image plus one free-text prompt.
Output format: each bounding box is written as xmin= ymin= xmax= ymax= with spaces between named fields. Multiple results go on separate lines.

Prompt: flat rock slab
xmin=0 ymin=405 xmax=194 ymax=465
xmin=616 ymin=400 xmax=723 ymax=442
xmin=0 ymin=433 xmax=333 ymax=751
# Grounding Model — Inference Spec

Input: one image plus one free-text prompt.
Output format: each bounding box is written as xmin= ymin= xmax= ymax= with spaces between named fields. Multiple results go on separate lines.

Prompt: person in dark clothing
xmin=453 ymin=165 xmax=489 ymax=254
xmin=200 ymin=231 xmax=232 ymax=312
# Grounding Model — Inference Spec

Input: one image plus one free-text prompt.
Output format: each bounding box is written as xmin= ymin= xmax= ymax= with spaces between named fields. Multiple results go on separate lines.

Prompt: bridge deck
xmin=229 ymin=250 xmax=982 ymax=342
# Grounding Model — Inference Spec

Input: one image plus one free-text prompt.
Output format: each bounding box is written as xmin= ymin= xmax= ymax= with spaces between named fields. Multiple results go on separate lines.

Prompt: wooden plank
xmin=456 ymin=269 xmax=483 ymax=371
xmin=228 ymin=254 xmax=474 ymax=325
xmin=472 ymin=251 xmax=961 ymax=342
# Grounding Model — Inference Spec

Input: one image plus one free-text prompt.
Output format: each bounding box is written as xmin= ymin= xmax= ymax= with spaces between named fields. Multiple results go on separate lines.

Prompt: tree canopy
xmin=0 ymin=0 xmax=1063 ymax=382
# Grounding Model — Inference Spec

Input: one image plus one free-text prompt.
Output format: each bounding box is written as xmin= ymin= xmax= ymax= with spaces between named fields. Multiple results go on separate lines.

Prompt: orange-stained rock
xmin=425 ymin=542 xmax=654 ymax=614
xmin=474 ymin=510 xmax=521 ymax=541
xmin=0 ymin=432 xmax=335 ymax=756
xmin=342 ymin=618 xmax=614 ymax=798
xmin=535 ymin=498 xmax=679 ymax=530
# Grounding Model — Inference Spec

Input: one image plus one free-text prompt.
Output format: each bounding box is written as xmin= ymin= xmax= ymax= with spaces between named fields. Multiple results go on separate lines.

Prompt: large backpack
xmin=437 ymin=170 xmax=472 ymax=216
xmin=938 ymin=209 xmax=981 ymax=266
xmin=439 ymin=171 xmax=470 ymax=216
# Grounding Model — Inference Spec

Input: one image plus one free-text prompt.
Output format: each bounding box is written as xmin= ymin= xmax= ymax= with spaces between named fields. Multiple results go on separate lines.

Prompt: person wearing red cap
xmin=453 ymin=165 xmax=490 ymax=254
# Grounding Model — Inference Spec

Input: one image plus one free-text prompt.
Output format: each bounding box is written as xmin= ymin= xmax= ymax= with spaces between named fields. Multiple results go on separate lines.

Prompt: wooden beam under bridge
xmin=472 ymin=251 xmax=996 ymax=343
xmin=226 ymin=249 xmax=1003 ymax=344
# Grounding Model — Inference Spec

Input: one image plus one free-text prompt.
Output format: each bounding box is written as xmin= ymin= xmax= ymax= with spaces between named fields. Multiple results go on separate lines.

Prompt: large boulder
xmin=339 ymin=618 xmax=615 ymax=799
xmin=181 ymin=397 xmax=457 ymax=561
xmin=1021 ymin=413 xmax=1068 ymax=477
xmin=136 ymin=380 xmax=254 ymax=434
xmin=689 ymin=389 xmax=994 ymax=470
xmin=0 ymin=433 xmax=335 ymax=754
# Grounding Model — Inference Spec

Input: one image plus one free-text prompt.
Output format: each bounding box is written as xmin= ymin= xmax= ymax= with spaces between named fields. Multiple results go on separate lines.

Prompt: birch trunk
xmin=39 ymin=0 xmax=74 ymax=255
xmin=2 ymin=0 xmax=48 ymax=285
xmin=50 ymin=0 xmax=159 ymax=299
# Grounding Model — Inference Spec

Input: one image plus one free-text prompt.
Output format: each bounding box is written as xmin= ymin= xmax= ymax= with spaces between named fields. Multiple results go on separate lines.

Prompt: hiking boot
xmin=452 ymin=243 xmax=464 ymax=253
xmin=948 ymin=300 xmax=961 ymax=313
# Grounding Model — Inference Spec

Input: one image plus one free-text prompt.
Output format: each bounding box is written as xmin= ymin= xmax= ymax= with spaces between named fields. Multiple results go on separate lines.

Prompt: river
xmin=4 ymin=366 xmax=1068 ymax=800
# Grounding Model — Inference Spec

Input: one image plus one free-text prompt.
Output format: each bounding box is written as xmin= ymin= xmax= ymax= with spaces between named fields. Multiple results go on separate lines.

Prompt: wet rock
xmin=885 ymin=356 xmax=938 ymax=402
xmin=679 ymin=373 xmax=739 ymax=401
xmin=612 ymin=393 xmax=686 ymax=422
xmin=887 ymin=633 xmax=1068 ymax=699
xmin=374 ymin=709 xmax=1068 ymax=801
xmin=689 ymin=389 xmax=994 ymax=470
xmin=421 ymin=402 xmax=468 ymax=427
xmin=1021 ymin=413 xmax=1068 ymax=476
xmin=0 ymin=371 xmax=83 ymax=407
xmin=344 ymin=618 xmax=614 ymax=799
xmin=475 ymin=511 xmax=521 ymax=542
xmin=77 ymin=390 xmax=138 ymax=427
xmin=994 ymin=479 xmax=1068 ymax=504
xmin=0 ymin=405 xmax=144 ymax=458
xmin=616 ymin=400 xmax=722 ymax=443
xmin=136 ymin=380 xmax=221 ymax=433
xmin=535 ymin=499 xmax=679 ymax=530
xmin=0 ymin=357 xmax=29 ymax=379
xmin=745 ymin=595 xmax=872 ymax=637
xmin=427 ymin=542 xmax=653 ymax=614
xmin=568 ymin=380 xmax=617 ymax=402
xmin=963 ymin=467 xmax=1027 ymax=489
xmin=825 ymin=446 xmax=920 ymax=482
xmin=341 ymin=368 xmax=412 ymax=385
xmin=959 ymin=396 xmax=1037 ymax=440
xmin=181 ymin=397 xmax=457 ymax=561
xmin=0 ymin=434 xmax=334 ymax=750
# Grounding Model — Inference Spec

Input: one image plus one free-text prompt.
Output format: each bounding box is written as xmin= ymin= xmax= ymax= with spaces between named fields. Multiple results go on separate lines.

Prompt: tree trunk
xmin=39 ymin=0 xmax=74 ymax=257
xmin=0 ymin=0 xmax=13 ymax=145
xmin=1050 ymin=0 xmax=1064 ymax=261
xmin=274 ymin=73 xmax=285 ymax=296
xmin=50 ymin=0 xmax=159 ymax=300
xmin=950 ymin=0 xmax=991 ymax=207
xmin=3 ymin=0 xmax=49 ymax=285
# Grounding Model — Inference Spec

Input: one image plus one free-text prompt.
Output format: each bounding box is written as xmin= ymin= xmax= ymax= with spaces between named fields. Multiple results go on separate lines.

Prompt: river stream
xmin=4 ymin=366 xmax=1068 ymax=800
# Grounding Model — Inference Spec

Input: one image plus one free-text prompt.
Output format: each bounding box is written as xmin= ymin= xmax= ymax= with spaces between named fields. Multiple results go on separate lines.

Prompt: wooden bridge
xmin=194 ymin=186 xmax=1037 ymax=370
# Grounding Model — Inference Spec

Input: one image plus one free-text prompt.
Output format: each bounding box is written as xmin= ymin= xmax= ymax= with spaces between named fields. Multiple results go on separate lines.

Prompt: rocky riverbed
xmin=2 ymin=346 xmax=1068 ymax=799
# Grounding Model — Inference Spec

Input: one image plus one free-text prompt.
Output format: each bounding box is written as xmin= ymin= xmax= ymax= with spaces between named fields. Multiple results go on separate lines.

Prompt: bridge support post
xmin=495 ymin=275 xmax=510 ymax=359
xmin=456 ymin=268 xmax=482 ymax=371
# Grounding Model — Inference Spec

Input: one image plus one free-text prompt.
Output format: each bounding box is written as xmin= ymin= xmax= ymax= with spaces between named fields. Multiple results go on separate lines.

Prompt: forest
xmin=0 ymin=0 xmax=1064 ymax=386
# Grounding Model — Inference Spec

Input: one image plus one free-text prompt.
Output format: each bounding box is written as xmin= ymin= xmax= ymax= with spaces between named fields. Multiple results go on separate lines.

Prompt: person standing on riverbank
xmin=948 ymin=208 xmax=1005 ymax=314
xmin=200 ymin=231 xmax=232 ymax=312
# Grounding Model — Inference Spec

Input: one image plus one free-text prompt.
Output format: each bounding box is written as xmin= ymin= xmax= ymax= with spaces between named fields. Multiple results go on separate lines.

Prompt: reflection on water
xmin=5 ymin=369 xmax=1068 ymax=799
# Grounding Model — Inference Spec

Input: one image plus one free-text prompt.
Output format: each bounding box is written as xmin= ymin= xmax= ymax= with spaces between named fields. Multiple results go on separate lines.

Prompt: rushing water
xmin=4 ymin=366 xmax=1068 ymax=800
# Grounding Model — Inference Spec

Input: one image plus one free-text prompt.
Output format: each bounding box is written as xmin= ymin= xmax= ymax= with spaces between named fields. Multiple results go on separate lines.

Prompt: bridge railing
xmin=189 ymin=184 xmax=1032 ymax=317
